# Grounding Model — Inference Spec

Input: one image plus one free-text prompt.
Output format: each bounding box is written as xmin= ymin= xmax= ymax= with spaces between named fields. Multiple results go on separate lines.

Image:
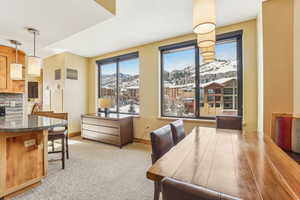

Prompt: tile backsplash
xmin=0 ymin=94 xmax=23 ymax=115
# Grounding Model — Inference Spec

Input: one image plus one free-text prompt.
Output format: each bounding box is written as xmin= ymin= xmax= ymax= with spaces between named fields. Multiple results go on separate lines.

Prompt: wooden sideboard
xmin=0 ymin=45 xmax=25 ymax=93
xmin=81 ymin=113 xmax=133 ymax=148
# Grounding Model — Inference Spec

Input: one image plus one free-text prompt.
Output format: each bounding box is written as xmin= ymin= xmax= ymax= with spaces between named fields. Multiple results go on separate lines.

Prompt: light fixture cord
xmin=15 ymin=43 xmax=18 ymax=63
xmin=33 ymin=31 xmax=36 ymax=57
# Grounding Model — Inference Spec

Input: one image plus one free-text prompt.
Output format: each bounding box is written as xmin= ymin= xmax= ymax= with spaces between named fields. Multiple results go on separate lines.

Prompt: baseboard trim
xmin=69 ymin=131 xmax=81 ymax=137
xmin=133 ymin=138 xmax=150 ymax=145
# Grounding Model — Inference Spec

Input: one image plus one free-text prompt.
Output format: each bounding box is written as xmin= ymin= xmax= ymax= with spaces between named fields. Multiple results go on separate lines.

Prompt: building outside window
xmin=160 ymin=31 xmax=243 ymax=119
xmin=97 ymin=52 xmax=139 ymax=114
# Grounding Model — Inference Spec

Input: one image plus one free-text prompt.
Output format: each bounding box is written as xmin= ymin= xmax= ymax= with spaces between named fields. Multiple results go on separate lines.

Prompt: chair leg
xmin=61 ymin=137 xmax=65 ymax=170
xmin=52 ymin=140 xmax=55 ymax=152
xmin=66 ymin=135 xmax=69 ymax=159
xmin=154 ymin=181 xmax=160 ymax=200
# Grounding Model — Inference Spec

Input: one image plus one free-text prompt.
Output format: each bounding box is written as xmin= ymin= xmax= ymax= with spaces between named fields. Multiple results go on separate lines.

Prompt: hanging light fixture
xmin=193 ymin=0 xmax=216 ymax=35
xmin=204 ymin=58 xmax=215 ymax=64
xmin=9 ymin=40 xmax=23 ymax=80
xmin=200 ymin=46 xmax=215 ymax=57
xmin=27 ymin=28 xmax=42 ymax=77
xmin=203 ymin=55 xmax=215 ymax=61
xmin=197 ymin=30 xmax=216 ymax=48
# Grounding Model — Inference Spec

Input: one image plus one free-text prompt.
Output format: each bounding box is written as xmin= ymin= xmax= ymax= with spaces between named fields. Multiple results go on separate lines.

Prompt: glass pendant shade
xmin=201 ymin=46 xmax=215 ymax=57
xmin=28 ymin=56 xmax=42 ymax=77
xmin=9 ymin=40 xmax=23 ymax=80
xmin=10 ymin=63 xmax=23 ymax=80
xmin=27 ymin=28 xmax=41 ymax=77
xmin=193 ymin=0 xmax=216 ymax=34
xmin=204 ymin=58 xmax=215 ymax=64
xmin=203 ymin=54 xmax=215 ymax=60
xmin=197 ymin=30 xmax=216 ymax=48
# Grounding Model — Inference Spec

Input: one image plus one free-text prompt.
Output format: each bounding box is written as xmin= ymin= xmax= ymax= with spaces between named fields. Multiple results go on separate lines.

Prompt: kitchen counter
xmin=0 ymin=114 xmax=67 ymax=199
xmin=0 ymin=114 xmax=67 ymax=133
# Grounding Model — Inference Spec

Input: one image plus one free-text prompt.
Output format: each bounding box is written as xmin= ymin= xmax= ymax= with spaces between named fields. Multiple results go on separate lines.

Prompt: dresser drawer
xmin=82 ymin=117 xmax=120 ymax=128
xmin=82 ymin=130 xmax=120 ymax=145
xmin=82 ymin=124 xmax=119 ymax=136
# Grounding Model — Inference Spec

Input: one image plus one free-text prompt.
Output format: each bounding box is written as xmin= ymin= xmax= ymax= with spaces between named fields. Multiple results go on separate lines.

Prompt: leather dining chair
xmin=216 ymin=115 xmax=242 ymax=130
xmin=150 ymin=125 xmax=174 ymax=200
xmin=161 ymin=177 xmax=241 ymax=200
xmin=170 ymin=119 xmax=185 ymax=145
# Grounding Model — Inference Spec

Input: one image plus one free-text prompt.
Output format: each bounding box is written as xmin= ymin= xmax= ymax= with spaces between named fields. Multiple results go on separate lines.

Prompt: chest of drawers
xmin=81 ymin=113 xmax=133 ymax=148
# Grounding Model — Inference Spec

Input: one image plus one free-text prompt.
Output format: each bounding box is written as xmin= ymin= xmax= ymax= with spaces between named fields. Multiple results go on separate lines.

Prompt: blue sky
xmin=164 ymin=41 xmax=237 ymax=71
xmin=102 ymin=59 xmax=139 ymax=75
xmin=101 ymin=41 xmax=237 ymax=74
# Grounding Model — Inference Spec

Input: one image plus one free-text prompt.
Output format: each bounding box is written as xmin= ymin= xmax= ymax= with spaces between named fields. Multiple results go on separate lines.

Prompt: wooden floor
xmin=147 ymin=127 xmax=300 ymax=200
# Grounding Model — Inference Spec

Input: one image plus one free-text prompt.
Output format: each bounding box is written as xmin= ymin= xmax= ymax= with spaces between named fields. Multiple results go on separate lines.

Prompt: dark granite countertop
xmin=0 ymin=114 xmax=67 ymax=133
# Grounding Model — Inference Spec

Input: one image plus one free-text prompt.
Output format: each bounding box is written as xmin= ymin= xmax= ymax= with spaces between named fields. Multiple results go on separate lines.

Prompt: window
xmin=160 ymin=31 xmax=243 ymax=119
xmin=97 ymin=52 xmax=139 ymax=114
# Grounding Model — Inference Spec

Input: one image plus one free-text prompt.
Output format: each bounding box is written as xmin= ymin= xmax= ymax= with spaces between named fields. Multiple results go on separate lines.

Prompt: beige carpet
xmin=13 ymin=137 xmax=154 ymax=200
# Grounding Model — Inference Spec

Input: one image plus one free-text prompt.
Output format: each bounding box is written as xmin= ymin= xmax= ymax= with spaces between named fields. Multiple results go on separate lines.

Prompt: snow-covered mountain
xmin=101 ymin=73 xmax=139 ymax=89
xmin=164 ymin=60 xmax=237 ymax=86
xmin=101 ymin=60 xmax=237 ymax=89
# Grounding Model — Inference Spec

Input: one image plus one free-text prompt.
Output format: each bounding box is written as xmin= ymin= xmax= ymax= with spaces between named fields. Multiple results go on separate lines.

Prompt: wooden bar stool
xmin=33 ymin=112 xmax=69 ymax=169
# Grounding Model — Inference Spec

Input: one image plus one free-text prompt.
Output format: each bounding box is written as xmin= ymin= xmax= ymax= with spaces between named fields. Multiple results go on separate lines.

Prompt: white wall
xmin=257 ymin=4 xmax=264 ymax=134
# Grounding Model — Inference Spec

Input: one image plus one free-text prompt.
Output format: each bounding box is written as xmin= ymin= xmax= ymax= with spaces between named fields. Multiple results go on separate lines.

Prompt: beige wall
xmin=263 ymin=0 xmax=294 ymax=136
xmin=257 ymin=5 xmax=264 ymax=134
xmin=88 ymin=20 xmax=258 ymax=140
xmin=95 ymin=0 xmax=116 ymax=15
xmin=294 ymin=0 xmax=300 ymax=114
xmin=43 ymin=52 xmax=88 ymax=133
xmin=64 ymin=53 xmax=88 ymax=133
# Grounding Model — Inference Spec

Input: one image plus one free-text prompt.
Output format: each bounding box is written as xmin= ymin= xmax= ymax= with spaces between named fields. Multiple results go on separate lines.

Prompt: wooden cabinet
xmin=0 ymin=130 xmax=48 ymax=199
xmin=81 ymin=113 xmax=133 ymax=148
xmin=0 ymin=45 xmax=25 ymax=93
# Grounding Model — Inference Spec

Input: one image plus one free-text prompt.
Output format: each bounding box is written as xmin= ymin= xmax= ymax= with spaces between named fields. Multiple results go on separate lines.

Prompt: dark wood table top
xmin=146 ymin=127 xmax=300 ymax=200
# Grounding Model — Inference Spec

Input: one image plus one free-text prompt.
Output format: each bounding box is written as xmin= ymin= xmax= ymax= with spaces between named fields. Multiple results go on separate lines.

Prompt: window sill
xmin=157 ymin=117 xmax=216 ymax=124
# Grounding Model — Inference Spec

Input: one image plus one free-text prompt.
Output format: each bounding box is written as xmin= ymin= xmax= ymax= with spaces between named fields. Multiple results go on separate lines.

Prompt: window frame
xmin=159 ymin=30 xmax=243 ymax=120
xmin=96 ymin=52 xmax=139 ymax=115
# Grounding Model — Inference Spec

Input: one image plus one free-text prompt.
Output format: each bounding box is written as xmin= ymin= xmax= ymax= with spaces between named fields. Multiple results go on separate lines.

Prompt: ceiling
xmin=0 ymin=0 xmax=260 ymax=58
xmin=0 ymin=0 xmax=113 ymax=57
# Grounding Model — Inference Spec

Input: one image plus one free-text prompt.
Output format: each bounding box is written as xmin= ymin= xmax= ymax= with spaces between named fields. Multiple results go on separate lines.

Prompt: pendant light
xmin=201 ymin=46 xmax=215 ymax=57
xmin=204 ymin=58 xmax=215 ymax=64
xmin=27 ymin=28 xmax=42 ymax=77
xmin=193 ymin=0 xmax=216 ymax=35
xmin=10 ymin=40 xmax=23 ymax=80
xmin=197 ymin=30 xmax=216 ymax=48
xmin=203 ymin=55 xmax=215 ymax=61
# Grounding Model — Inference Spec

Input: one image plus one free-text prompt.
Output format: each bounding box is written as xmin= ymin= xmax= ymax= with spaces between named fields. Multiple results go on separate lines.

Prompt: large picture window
xmin=160 ymin=31 xmax=243 ymax=119
xmin=97 ymin=52 xmax=139 ymax=115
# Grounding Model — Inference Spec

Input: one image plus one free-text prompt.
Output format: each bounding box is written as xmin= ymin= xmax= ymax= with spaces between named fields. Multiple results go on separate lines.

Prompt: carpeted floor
xmin=13 ymin=137 xmax=154 ymax=200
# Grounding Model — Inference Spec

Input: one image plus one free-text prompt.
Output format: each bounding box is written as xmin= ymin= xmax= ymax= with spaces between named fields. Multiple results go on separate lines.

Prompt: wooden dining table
xmin=146 ymin=127 xmax=300 ymax=200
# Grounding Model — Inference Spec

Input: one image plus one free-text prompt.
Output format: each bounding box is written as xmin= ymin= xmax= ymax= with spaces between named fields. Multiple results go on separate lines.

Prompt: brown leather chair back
xmin=161 ymin=177 xmax=241 ymax=200
xmin=216 ymin=116 xmax=242 ymax=130
xmin=170 ymin=120 xmax=185 ymax=145
xmin=150 ymin=125 xmax=174 ymax=164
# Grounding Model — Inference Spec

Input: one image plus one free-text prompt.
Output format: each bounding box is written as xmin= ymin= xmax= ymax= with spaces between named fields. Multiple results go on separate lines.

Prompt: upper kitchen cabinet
xmin=0 ymin=45 xmax=25 ymax=93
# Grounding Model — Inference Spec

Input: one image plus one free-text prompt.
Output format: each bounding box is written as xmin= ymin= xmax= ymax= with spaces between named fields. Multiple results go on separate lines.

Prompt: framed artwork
xmin=66 ymin=68 xmax=78 ymax=80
